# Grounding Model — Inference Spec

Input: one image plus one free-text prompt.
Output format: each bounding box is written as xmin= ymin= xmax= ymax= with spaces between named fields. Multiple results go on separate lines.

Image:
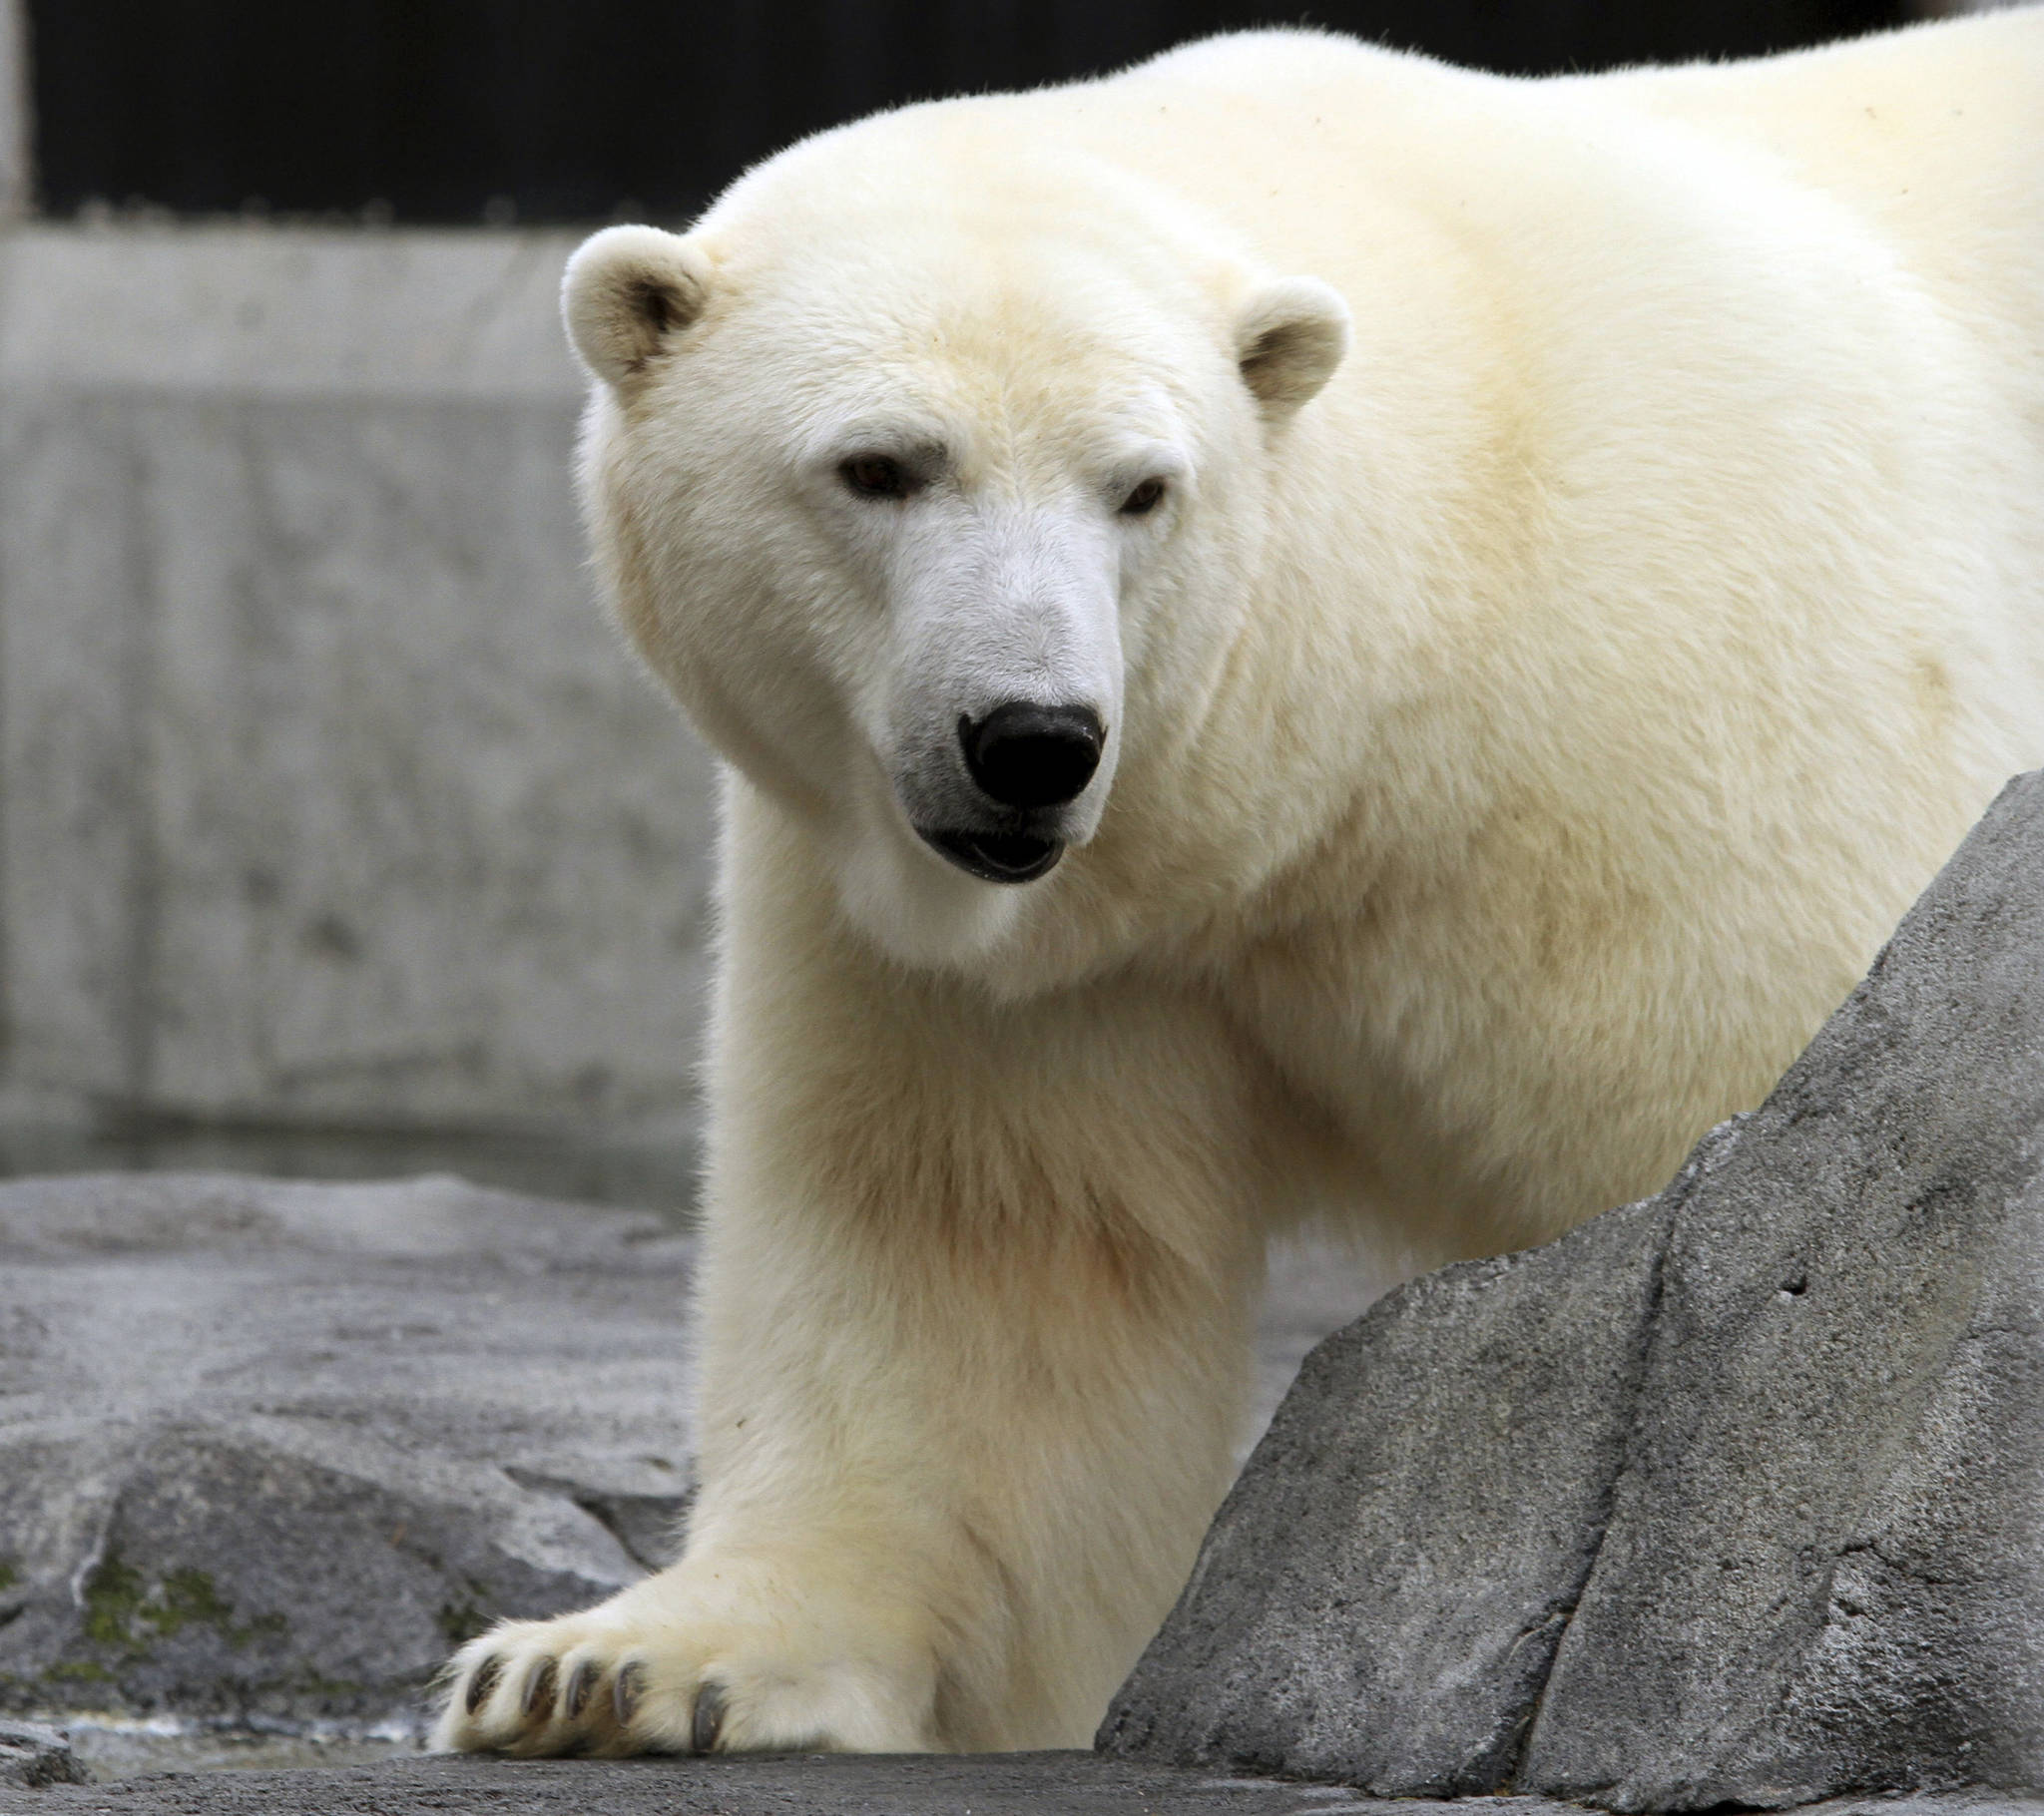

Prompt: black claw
xmin=522 ymin=1656 xmax=559 ymax=1720
xmin=691 ymin=1682 xmax=727 ymax=1755
xmin=564 ymin=1658 xmax=599 ymax=1720
xmin=464 ymin=1653 xmax=503 ymax=1716
xmin=614 ymin=1660 xmax=645 ymax=1727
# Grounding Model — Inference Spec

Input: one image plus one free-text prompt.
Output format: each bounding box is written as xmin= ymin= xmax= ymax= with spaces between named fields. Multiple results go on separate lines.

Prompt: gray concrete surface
xmin=0 ymin=1749 xmax=1572 ymax=1815
xmin=0 ymin=222 xmax=720 ymax=1141
xmin=8 ymin=1753 xmax=2044 ymax=1816
xmin=0 ymin=1120 xmax=704 ymax=1217
xmin=1106 ymin=770 xmax=2044 ymax=1807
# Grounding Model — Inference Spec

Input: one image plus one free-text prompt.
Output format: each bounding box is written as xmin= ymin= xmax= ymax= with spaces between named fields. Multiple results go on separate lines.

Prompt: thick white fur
xmin=439 ymin=13 xmax=2044 ymax=1757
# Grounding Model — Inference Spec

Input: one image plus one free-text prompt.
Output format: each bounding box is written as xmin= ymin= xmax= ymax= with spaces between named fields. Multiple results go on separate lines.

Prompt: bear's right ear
xmin=562 ymin=226 xmax=715 ymax=388
xmin=1234 ymin=276 xmax=1350 ymax=415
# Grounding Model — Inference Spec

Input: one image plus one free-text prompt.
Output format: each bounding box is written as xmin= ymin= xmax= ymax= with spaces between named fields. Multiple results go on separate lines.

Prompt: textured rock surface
xmin=0 ymin=1173 xmax=697 ymax=1722
xmin=1521 ymin=777 xmax=2044 ymax=1808
xmin=1099 ymin=1195 xmax=1673 ymax=1794
xmin=1104 ymin=770 xmax=2044 ymax=1807
xmin=0 ymin=1723 xmax=87 ymax=1790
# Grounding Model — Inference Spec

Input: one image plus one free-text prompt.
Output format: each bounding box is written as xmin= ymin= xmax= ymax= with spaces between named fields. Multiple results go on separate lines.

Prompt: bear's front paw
xmin=431 ymin=1561 xmax=939 ymax=1757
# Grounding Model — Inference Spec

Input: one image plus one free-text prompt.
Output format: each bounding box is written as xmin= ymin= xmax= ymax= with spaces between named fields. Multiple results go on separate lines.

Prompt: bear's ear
xmin=1235 ymin=277 xmax=1350 ymax=414
xmin=562 ymin=226 xmax=715 ymax=388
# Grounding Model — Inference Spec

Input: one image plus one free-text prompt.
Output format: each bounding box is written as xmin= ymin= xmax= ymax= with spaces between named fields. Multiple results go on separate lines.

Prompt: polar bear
xmin=437 ymin=11 xmax=2044 ymax=1758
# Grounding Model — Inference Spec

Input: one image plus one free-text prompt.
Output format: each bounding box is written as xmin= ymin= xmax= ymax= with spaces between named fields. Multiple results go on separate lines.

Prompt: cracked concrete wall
xmin=0 ymin=223 xmax=719 ymax=1138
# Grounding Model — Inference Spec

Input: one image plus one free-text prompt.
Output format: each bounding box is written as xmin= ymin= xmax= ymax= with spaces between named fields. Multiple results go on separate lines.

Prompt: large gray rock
xmin=1099 ymin=1193 xmax=1675 ymax=1794
xmin=0 ymin=1722 xmax=87 ymax=1790
xmin=1103 ymin=770 xmax=2044 ymax=1806
xmin=0 ymin=1173 xmax=697 ymax=1723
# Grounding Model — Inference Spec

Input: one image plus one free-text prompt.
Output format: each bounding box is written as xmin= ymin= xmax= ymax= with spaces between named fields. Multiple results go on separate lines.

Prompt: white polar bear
xmin=438 ymin=11 xmax=2044 ymax=1758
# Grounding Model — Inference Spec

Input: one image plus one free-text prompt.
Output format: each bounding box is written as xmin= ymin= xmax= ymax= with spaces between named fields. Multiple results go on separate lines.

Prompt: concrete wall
xmin=0 ymin=222 xmax=720 ymax=1138
xmin=1 ymin=0 xmax=27 ymax=221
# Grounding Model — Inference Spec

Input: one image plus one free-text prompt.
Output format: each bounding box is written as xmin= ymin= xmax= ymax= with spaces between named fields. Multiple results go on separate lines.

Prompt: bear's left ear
xmin=1235 ymin=277 xmax=1351 ymax=414
xmin=562 ymin=225 xmax=717 ymax=389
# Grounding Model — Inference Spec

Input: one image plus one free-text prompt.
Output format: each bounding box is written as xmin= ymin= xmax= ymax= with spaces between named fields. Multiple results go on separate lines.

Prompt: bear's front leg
xmin=436 ymin=857 xmax=1273 ymax=1755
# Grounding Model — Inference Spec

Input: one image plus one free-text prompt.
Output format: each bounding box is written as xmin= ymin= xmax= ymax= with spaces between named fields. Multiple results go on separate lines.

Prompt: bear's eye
xmin=840 ymin=455 xmax=914 ymax=500
xmin=1120 ymin=478 xmax=1168 ymax=517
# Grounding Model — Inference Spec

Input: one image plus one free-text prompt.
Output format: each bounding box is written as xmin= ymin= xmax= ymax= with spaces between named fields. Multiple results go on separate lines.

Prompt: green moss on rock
xmin=79 ymin=1551 xmax=286 ymax=1658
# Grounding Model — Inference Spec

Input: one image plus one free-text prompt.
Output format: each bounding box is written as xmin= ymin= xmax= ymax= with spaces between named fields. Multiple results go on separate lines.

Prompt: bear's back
xmin=1605 ymin=9 xmax=2044 ymax=359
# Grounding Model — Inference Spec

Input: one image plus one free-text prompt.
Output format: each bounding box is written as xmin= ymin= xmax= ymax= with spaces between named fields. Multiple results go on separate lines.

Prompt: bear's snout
xmin=959 ymin=702 xmax=1104 ymax=811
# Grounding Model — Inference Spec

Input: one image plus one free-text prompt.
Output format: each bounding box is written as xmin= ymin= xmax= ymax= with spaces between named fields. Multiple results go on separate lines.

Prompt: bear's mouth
xmin=920 ymin=827 xmax=1064 ymax=884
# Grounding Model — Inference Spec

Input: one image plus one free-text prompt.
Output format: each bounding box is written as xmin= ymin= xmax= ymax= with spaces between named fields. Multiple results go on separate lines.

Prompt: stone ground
xmin=0 ymin=1171 xmax=1379 ymax=1784
xmin=8 ymin=1753 xmax=2043 ymax=1816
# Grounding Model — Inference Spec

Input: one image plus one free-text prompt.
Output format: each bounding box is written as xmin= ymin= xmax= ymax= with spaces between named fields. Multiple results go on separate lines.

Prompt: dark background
xmin=28 ymin=0 xmax=1913 ymax=226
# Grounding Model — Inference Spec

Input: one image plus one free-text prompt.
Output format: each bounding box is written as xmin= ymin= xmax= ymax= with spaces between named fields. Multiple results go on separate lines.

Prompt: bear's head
xmin=562 ymin=126 xmax=1347 ymax=972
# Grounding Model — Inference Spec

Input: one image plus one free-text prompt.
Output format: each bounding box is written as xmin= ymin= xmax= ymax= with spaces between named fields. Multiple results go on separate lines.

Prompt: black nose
xmin=959 ymin=702 xmax=1105 ymax=810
